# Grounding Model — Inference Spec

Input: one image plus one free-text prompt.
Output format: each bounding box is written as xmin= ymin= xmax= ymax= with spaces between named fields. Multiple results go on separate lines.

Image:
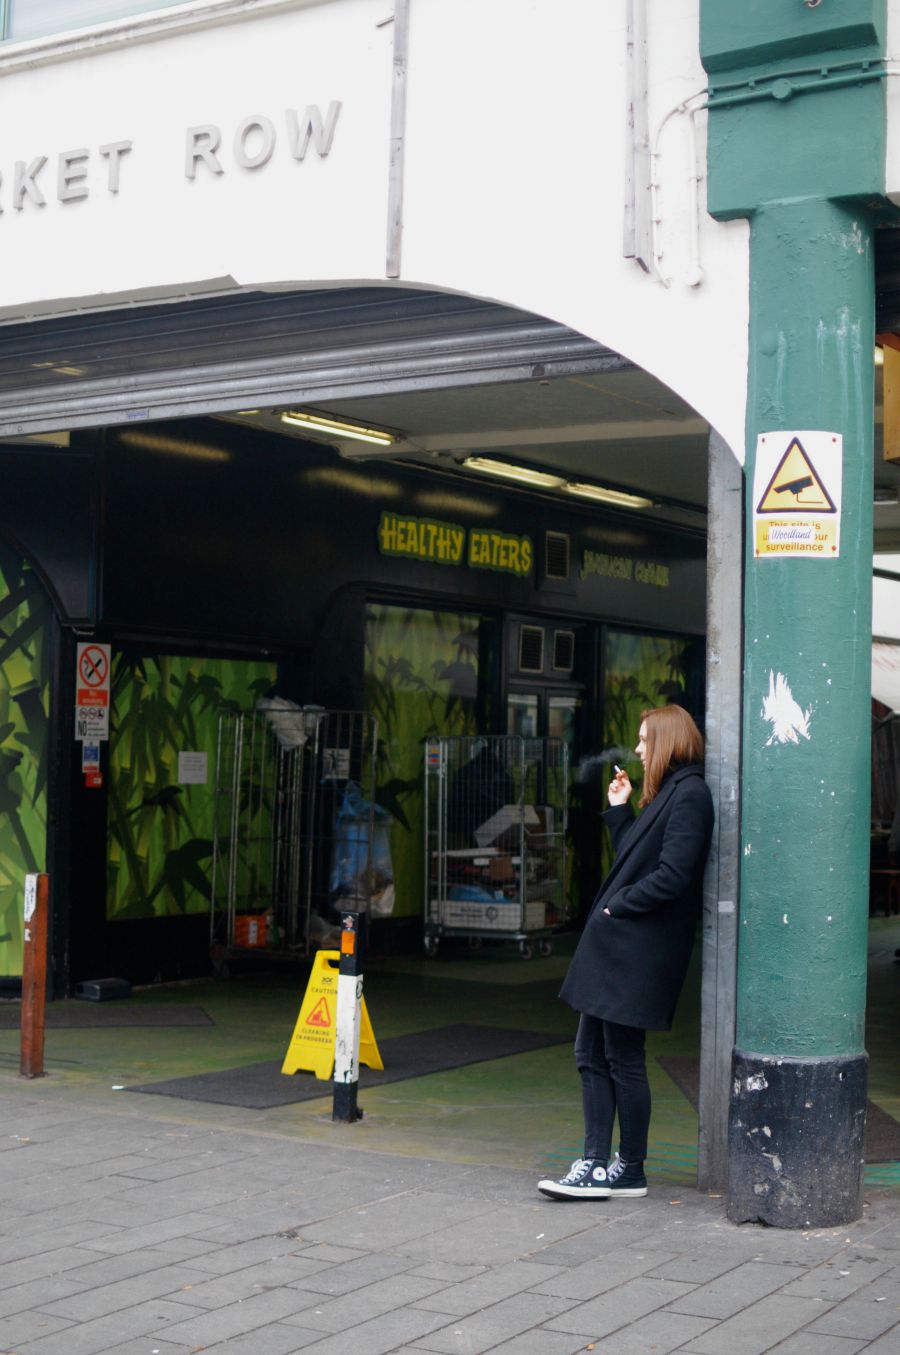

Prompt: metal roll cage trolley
xmin=424 ymin=734 xmax=568 ymax=960
xmin=210 ymin=704 xmax=379 ymax=971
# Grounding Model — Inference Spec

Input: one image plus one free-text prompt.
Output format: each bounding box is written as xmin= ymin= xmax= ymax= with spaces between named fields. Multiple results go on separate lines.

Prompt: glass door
xmin=548 ymin=693 xmax=580 ymax=750
xmin=507 ymin=692 xmax=539 ymax=739
xmin=506 ymin=687 xmax=582 ymax=924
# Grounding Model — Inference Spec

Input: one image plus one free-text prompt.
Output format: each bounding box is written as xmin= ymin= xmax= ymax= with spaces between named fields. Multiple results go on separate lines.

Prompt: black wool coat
xmin=559 ymin=764 xmax=714 ymax=1031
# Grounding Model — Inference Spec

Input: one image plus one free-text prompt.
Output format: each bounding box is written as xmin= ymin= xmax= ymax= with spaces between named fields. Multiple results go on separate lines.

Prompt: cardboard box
xmin=473 ymin=804 xmax=539 ymax=848
xmin=486 ymin=854 xmax=518 ymax=883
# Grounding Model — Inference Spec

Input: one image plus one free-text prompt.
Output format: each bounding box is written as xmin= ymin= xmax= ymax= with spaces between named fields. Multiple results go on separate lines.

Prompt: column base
xmin=727 ymin=1049 xmax=867 ymax=1228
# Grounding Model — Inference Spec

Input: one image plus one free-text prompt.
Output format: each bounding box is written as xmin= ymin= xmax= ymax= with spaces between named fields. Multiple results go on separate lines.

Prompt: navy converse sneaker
xmin=537 ymin=1157 xmax=611 ymax=1199
xmin=606 ymin=1153 xmax=648 ymax=1197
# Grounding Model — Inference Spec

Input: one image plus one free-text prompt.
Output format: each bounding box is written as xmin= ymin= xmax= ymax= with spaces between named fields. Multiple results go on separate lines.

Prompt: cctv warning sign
xmin=752 ymin=431 xmax=842 ymax=559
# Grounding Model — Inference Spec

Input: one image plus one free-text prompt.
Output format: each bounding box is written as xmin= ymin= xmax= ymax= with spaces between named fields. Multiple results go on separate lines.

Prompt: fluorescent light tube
xmin=463 ymin=456 xmax=565 ymax=489
xmin=281 ymin=410 xmax=396 ymax=446
xmin=564 ymin=481 xmax=655 ymax=509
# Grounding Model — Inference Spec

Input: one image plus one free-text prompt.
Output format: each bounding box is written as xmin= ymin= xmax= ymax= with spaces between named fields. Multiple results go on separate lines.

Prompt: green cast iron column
xmin=733 ymin=198 xmax=874 ymax=1225
xmin=701 ymin=0 xmax=886 ymax=1227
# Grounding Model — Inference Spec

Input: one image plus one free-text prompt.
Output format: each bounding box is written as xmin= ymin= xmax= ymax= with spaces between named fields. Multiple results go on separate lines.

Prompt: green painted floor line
xmin=0 ymin=917 xmax=894 ymax=1183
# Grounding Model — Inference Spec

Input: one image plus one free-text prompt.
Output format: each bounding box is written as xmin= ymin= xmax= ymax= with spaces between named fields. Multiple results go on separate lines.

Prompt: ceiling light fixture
xmin=463 ymin=456 xmax=566 ymax=489
xmin=281 ymin=410 xmax=397 ymax=446
xmin=564 ymin=481 xmax=655 ymax=509
xmin=875 ymin=346 xmax=885 ymax=367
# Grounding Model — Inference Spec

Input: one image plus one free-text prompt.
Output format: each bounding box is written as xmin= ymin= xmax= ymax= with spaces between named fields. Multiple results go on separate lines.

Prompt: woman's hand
xmin=608 ymin=765 xmax=632 ymax=807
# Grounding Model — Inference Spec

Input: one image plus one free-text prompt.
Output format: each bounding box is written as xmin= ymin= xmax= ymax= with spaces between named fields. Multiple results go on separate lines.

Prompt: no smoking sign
xmin=79 ymin=645 xmax=109 ymax=688
xmin=75 ymin=642 xmax=111 ymax=740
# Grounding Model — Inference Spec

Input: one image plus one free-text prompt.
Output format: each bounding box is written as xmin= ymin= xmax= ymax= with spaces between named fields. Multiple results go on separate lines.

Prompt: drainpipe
xmin=385 ymin=0 xmax=409 ymax=279
xmin=623 ymin=0 xmax=652 ymax=272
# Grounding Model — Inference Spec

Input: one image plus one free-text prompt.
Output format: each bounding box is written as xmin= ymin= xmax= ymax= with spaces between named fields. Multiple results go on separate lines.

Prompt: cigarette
xmin=614 ymin=765 xmax=623 ymax=775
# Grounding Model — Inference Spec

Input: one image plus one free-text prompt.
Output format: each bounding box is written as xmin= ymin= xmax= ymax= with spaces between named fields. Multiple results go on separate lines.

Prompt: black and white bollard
xmin=332 ymin=910 xmax=367 ymax=1122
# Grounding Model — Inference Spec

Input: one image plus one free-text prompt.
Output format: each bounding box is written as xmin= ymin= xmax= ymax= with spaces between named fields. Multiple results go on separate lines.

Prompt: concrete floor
xmin=0 ymin=918 xmax=897 ymax=1192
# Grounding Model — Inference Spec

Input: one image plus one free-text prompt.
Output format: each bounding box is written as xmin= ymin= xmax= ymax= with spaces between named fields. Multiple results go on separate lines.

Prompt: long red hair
xmin=639 ymin=705 xmax=704 ymax=806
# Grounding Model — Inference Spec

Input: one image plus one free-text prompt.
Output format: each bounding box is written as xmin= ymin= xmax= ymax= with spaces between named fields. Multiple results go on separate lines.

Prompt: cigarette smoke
xmin=576 ymin=746 xmax=637 ymax=784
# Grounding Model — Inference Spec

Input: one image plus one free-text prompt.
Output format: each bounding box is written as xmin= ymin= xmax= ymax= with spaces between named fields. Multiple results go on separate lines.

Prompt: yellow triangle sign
xmin=306 ymin=996 xmax=331 ymax=1028
xmin=281 ymin=949 xmax=384 ymax=1080
xmin=756 ymin=438 xmax=837 ymax=514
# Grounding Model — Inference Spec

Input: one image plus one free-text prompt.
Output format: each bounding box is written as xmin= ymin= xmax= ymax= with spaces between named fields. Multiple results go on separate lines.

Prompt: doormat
xmin=127 ymin=1023 xmax=570 ymax=1109
xmin=658 ymin=1055 xmax=900 ymax=1165
xmin=0 ymin=1003 xmax=214 ymax=1029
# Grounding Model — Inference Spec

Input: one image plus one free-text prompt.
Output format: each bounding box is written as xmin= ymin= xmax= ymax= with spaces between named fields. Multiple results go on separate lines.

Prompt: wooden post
xmin=20 ymin=873 xmax=48 ymax=1079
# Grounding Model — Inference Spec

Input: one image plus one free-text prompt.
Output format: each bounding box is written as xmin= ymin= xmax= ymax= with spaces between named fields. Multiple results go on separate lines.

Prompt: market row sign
xmin=0 ymin=104 xmax=341 ymax=213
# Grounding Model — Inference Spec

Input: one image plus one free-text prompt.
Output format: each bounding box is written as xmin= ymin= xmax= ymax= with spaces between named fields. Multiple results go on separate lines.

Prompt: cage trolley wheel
xmin=424 ymin=934 xmax=440 ymax=958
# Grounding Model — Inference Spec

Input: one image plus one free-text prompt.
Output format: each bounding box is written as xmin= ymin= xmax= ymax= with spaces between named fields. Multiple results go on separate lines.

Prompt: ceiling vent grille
xmin=545 ymin=531 xmax=571 ymax=580
xmin=553 ymin=630 xmax=576 ymax=672
xmin=518 ymin=625 xmax=545 ymax=673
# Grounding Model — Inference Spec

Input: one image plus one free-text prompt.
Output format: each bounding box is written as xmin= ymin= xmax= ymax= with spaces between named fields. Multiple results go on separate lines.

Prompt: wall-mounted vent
xmin=553 ymin=629 xmax=576 ymax=672
xmin=545 ymin=531 xmax=571 ymax=580
xmin=518 ymin=625 xmax=545 ymax=673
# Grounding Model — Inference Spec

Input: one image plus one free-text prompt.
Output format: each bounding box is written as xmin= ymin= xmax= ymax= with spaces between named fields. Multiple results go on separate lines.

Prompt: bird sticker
xmin=761 ymin=670 xmax=812 ymax=746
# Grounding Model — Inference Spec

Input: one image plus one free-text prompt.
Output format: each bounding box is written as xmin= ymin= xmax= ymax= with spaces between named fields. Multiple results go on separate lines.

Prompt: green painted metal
xmin=704 ymin=0 xmax=886 ymax=219
xmin=738 ymin=199 xmax=874 ymax=1057
xmin=701 ymin=2 xmax=886 ymax=1058
xmin=701 ymin=0 xmax=883 ymax=76
xmin=706 ymin=76 xmax=885 ymax=221
xmin=707 ymin=64 xmax=886 ymax=112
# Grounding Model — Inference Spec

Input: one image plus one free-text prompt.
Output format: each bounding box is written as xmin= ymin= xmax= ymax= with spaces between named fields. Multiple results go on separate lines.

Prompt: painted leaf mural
xmin=365 ymin=606 xmax=480 ymax=918
xmin=107 ymin=653 xmax=276 ymax=920
xmin=0 ymin=546 xmax=50 ymax=978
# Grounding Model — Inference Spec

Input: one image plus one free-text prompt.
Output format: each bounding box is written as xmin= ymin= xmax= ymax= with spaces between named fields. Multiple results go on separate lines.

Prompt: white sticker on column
xmin=761 ymin=671 xmax=812 ymax=745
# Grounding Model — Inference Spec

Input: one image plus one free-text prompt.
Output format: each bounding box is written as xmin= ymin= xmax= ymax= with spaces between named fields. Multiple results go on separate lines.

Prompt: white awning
xmin=873 ymin=641 xmax=900 ymax=714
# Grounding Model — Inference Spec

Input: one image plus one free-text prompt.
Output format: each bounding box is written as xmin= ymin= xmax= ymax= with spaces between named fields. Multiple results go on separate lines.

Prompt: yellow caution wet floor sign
xmin=281 ymin=949 xmax=383 ymax=1080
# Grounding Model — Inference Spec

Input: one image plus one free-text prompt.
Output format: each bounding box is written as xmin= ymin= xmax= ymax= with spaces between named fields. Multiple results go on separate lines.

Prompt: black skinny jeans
xmin=574 ymin=1014 xmax=650 ymax=1163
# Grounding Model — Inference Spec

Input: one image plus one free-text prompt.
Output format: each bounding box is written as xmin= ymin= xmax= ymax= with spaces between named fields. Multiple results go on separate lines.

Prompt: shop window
xmin=3 ymin=1 xmax=182 ymax=42
xmin=106 ymin=653 xmax=276 ymax=922
xmin=1 ymin=0 xmax=180 ymax=39
xmin=518 ymin=625 xmax=545 ymax=674
xmin=365 ymin=605 xmax=480 ymax=919
xmin=544 ymin=531 xmax=571 ymax=581
xmin=0 ymin=546 xmax=50 ymax=977
xmin=0 ymin=0 xmax=271 ymax=50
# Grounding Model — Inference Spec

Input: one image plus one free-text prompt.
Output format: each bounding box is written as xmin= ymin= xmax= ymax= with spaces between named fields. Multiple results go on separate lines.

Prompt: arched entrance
xmin=0 ymin=281 xmax=740 ymax=1187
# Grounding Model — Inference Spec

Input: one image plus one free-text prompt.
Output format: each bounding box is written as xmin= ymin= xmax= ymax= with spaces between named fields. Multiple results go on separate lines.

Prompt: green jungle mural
xmin=107 ymin=654 xmax=276 ymax=921
xmin=365 ymin=605 xmax=480 ymax=919
xmin=599 ymin=628 xmax=695 ymax=877
xmin=0 ymin=546 xmax=50 ymax=978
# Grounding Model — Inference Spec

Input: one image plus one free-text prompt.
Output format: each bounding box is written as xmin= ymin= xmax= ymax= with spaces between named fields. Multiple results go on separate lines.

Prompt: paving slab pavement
xmin=0 ymin=1088 xmax=896 ymax=1355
